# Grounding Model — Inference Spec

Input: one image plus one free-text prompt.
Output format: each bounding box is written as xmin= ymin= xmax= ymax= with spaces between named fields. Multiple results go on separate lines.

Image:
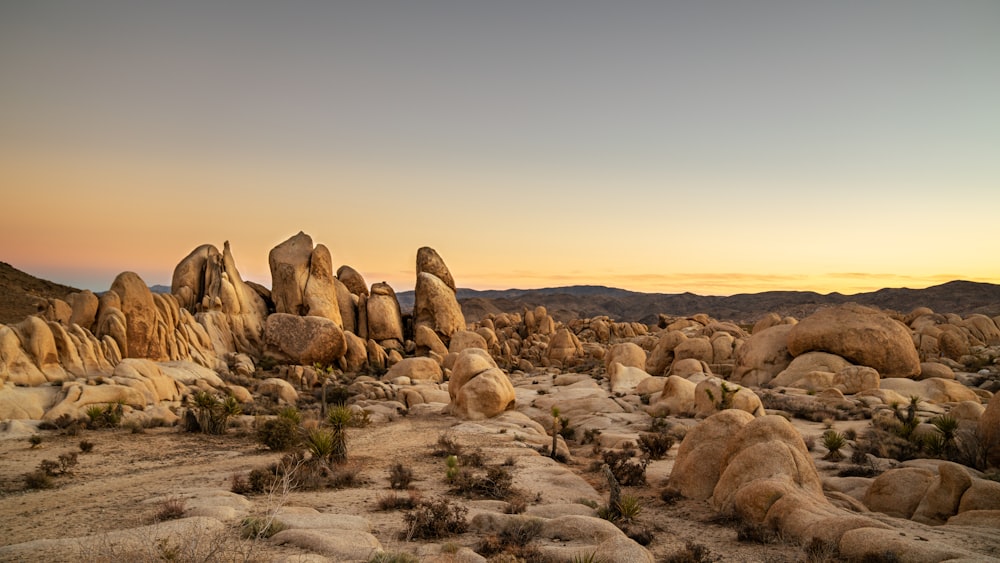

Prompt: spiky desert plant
xmin=931 ymin=415 xmax=959 ymax=444
xmin=303 ymin=428 xmax=335 ymax=463
xmin=822 ymin=430 xmax=847 ymax=461
xmin=327 ymin=405 xmax=352 ymax=463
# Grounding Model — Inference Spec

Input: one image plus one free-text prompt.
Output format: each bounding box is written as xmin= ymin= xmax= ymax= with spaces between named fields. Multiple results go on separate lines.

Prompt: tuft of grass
xmin=240 ymin=516 xmax=285 ymax=539
xmin=29 ymin=435 xmax=43 ymax=448
xmin=24 ymin=470 xmax=54 ymax=490
xmin=78 ymin=440 xmax=94 ymax=453
xmin=376 ymin=490 xmax=420 ymax=511
xmin=155 ymin=497 xmax=186 ymax=522
xmin=367 ymin=553 xmax=419 ymax=563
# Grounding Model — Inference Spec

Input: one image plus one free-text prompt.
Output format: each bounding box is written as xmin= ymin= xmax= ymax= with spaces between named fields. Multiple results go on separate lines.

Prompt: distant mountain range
xmin=2 ymin=261 xmax=997 ymax=326
xmin=398 ymin=281 xmax=1000 ymax=324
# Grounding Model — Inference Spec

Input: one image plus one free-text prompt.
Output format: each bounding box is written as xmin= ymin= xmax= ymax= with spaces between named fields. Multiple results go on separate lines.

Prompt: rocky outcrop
xmin=731 ymin=324 xmax=795 ymax=387
xmin=366 ymin=283 xmax=404 ymax=349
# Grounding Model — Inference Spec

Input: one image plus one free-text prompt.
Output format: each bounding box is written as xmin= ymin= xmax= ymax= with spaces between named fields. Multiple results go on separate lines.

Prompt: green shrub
xmin=85 ymin=403 xmax=123 ymax=429
xmin=256 ymin=417 xmax=300 ymax=451
xmin=303 ymin=428 xmax=336 ymax=462
xmin=327 ymin=406 xmax=352 ymax=463
xmin=29 ymin=435 xmax=42 ymax=448
xmin=189 ymin=392 xmax=240 ymax=435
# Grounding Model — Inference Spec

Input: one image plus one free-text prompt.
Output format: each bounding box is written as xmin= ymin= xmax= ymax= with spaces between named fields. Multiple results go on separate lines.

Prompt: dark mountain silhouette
xmin=2 ymin=262 xmax=997 ymax=327
xmin=399 ymin=281 xmax=1000 ymax=324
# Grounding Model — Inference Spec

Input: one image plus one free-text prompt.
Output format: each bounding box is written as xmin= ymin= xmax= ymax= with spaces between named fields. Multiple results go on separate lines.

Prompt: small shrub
xmin=29 ymin=435 xmax=42 ymax=448
xmin=582 ymin=428 xmax=602 ymax=445
xmin=376 ymin=490 xmax=420 ymax=511
xmin=125 ymin=420 xmax=146 ymax=434
xmin=660 ymin=488 xmax=683 ymax=505
xmin=85 ymin=403 xmax=123 ymax=429
xmin=843 ymin=428 xmax=858 ymax=441
xmin=368 ymin=553 xmax=419 ymax=563
xmin=190 ymin=392 xmax=240 ymax=435
xmin=155 ymin=497 xmax=186 ymax=522
xmin=613 ymin=494 xmax=642 ymax=524
xmin=475 ymin=518 xmax=543 ymax=560
xmin=451 ymin=465 xmax=514 ymax=500
xmin=434 ymin=433 xmax=463 ymax=457
xmin=736 ymin=520 xmax=779 ymax=543
xmin=79 ymin=440 xmax=94 ymax=453
xmin=504 ymin=496 xmax=527 ymax=514
xmin=602 ymin=446 xmax=648 ymax=486
xmin=327 ymin=406 xmax=352 ymax=463
xmin=401 ymin=498 xmax=468 ymax=540
xmin=58 ymin=452 xmax=78 ymax=474
xmin=576 ymin=498 xmax=599 ymax=509
xmin=303 ymin=427 xmax=336 ymax=462
xmin=24 ymin=470 xmax=54 ymax=490
xmin=803 ymin=435 xmax=817 ymax=452
xmin=230 ymin=473 xmax=252 ymax=495
xmin=664 ymin=541 xmax=713 ymax=563
xmin=240 ymin=516 xmax=285 ymax=539
xmin=638 ymin=432 xmax=675 ymax=460
xmin=257 ymin=417 xmax=300 ymax=451
xmin=389 ymin=462 xmax=414 ymax=490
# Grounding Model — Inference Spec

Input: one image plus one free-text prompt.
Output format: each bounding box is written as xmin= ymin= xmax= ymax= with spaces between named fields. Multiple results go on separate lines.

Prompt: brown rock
xmin=301 ymin=244 xmax=344 ymax=326
xmin=666 ymin=409 xmax=755 ymax=500
xmin=336 ymin=265 xmax=369 ymax=297
xmin=109 ymin=272 xmax=164 ymax=360
xmin=863 ymin=467 xmax=935 ymax=519
xmin=415 ymin=246 xmax=456 ymax=292
xmin=414 ymin=272 xmax=465 ymax=343
xmin=605 ymin=342 xmax=645 ymax=378
xmin=787 ymin=304 xmax=920 ymax=378
xmin=385 ymin=357 xmax=443 ymax=382
xmin=366 ymin=283 xmax=403 ymax=344
xmin=264 ymin=313 xmax=347 ymax=366
xmin=912 ymin=462 xmax=973 ymax=525
xmin=981 ymin=391 xmax=1000 ymax=468
xmin=645 ymin=331 xmax=686 ymax=376
xmin=268 ymin=231 xmax=314 ymax=316
xmin=731 ymin=324 xmax=795 ymax=387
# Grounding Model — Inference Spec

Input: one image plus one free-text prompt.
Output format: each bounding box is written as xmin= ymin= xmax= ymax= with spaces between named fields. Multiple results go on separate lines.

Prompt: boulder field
xmin=2 ymin=231 xmax=1000 ymax=561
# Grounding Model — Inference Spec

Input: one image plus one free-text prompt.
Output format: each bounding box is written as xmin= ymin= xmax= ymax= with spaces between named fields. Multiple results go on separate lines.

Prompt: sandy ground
xmin=0 ymin=410 xmax=820 ymax=563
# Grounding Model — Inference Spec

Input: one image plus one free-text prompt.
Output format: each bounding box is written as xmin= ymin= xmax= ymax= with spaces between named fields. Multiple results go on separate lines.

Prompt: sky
xmin=2 ymin=1 xmax=998 ymax=296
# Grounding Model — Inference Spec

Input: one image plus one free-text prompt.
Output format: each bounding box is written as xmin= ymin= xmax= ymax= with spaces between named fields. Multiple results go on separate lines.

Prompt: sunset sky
xmin=2 ymin=1 xmax=998 ymax=296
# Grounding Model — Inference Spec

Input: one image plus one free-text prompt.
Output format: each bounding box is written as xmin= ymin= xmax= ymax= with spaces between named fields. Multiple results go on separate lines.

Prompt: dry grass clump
xmin=475 ymin=518 xmax=544 ymax=561
xmin=401 ymin=498 xmax=468 ymax=540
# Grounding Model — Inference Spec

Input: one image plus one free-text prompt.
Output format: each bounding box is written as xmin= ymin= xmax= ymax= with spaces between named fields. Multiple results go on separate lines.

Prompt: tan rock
xmin=787 ymin=304 xmax=920 ymax=378
xmin=414 ymin=272 xmax=465 ymax=344
xmin=415 ymin=246 xmax=456 ymax=291
xmin=547 ymin=328 xmax=582 ymax=365
xmin=731 ymin=324 xmax=795 ymax=387
xmin=839 ymin=526 xmax=978 ymax=562
xmin=958 ymin=478 xmax=1000 ymax=513
xmin=264 ymin=313 xmax=347 ymax=366
xmin=336 ymin=265 xmax=369 ymax=297
xmin=694 ymin=377 xmax=764 ymax=418
xmin=301 ymin=244 xmax=344 ymax=326
xmin=833 ymin=366 xmax=880 ymax=394
xmin=912 ymin=462 xmax=974 ymax=525
xmin=448 ymin=330 xmax=487 ymax=354
xmin=673 ymin=336 xmax=713 ymax=365
xmin=863 ymin=467 xmax=935 ymax=519
xmin=257 ymin=377 xmax=299 ymax=404
xmin=669 ymin=357 xmax=711 ymax=378
xmin=605 ymin=342 xmax=645 ymax=378
xmin=880 ymin=377 xmax=979 ymax=403
xmin=666 ymin=409 xmax=756 ymax=500
xmin=646 ymin=331 xmax=686 ymax=375
xmin=384 ymin=357 xmax=443 ymax=383
xmin=918 ymin=361 xmax=955 ymax=380
xmin=109 ymin=272 xmax=165 ymax=360
xmin=609 ymin=364 xmax=650 ymax=395
xmin=366 ymin=283 xmax=403 ymax=344
xmin=268 ymin=231 xmax=314 ymax=316
xmin=771 ymin=351 xmax=852 ymax=388
xmin=649 ymin=375 xmax=696 ymax=417
xmin=66 ymin=290 xmax=99 ymax=331
xmin=448 ymin=349 xmax=515 ymax=420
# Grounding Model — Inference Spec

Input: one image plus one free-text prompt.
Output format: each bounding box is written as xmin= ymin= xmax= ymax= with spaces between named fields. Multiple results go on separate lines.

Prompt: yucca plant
xmin=931 ymin=415 xmax=959 ymax=444
xmin=304 ymin=428 xmax=336 ymax=463
xmin=327 ymin=406 xmax=353 ymax=463
xmin=822 ymin=430 xmax=847 ymax=461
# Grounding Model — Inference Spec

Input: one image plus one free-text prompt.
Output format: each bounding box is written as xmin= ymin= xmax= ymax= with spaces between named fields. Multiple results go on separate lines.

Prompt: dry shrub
xmin=602 ymin=445 xmax=648 ymax=486
xmin=389 ymin=462 xmax=414 ymax=490
xmin=155 ymin=497 xmax=187 ymax=522
xmin=401 ymin=498 xmax=468 ymax=540
xmin=475 ymin=518 xmax=543 ymax=561
xmin=376 ymin=490 xmax=420 ymax=511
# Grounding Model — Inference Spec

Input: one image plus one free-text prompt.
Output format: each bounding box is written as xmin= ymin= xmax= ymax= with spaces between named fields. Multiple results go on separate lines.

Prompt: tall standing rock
xmin=107 ymin=272 xmax=164 ymax=360
xmin=301 ymin=244 xmax=344 ymax=326
xmin=337 ymin=265 xmax=370 ymax=298
xmin=415 ymin=247 xmax=456 ymax=291
xmin=366 ymin=283 xmax=404 ymax=347
xmin=787 ymin=304 xmax=920 ymax=379
xmin=413 ymin=248 xmax=465 ymax=344
xmin=268 ymin=232 xmax=314 ymax=316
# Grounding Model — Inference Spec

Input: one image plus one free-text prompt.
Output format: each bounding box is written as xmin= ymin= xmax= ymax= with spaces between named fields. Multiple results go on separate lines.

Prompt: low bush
xmin=376 ymin=490 xmax=420 ymax=511
xmin=240 ymin=516 xmax=285 ymax=540
xmin=256 ymin=417 xmax=300 ymax=451
xmin=78 ymin=440 xmax=94 ymax=453
xmin=602 ymin=445 xmax=648 ymax=486
xmin=638 ymin=432 xmax=675 ymax=460
xmin=475 ymin=518 xmax=543 ymax=561
xmin=401 ymin=498 xmax=468 ymax=540
xmin=24 ymin=470 xmax=54 ymax=490
xmin=155 ymin=497 xmax=187 ymax=522
xmin=450 ymin=465 xmax=514 ymax=500
xmin=389 ymin=462 xmax=414 ymax=490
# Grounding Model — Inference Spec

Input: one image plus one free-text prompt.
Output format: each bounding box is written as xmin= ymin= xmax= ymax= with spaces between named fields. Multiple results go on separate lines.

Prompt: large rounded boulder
xmin=786 ymin=304 xmax=919 ymax=378
xmin=447 ymin=349 xmax=515 ymax=420
xmin=264 ymin=314 xmax=347 ymax=366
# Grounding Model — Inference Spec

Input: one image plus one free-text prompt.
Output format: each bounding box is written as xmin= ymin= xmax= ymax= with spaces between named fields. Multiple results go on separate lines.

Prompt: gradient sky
xmin=2 ymin=1 xmax=998 ymax=296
